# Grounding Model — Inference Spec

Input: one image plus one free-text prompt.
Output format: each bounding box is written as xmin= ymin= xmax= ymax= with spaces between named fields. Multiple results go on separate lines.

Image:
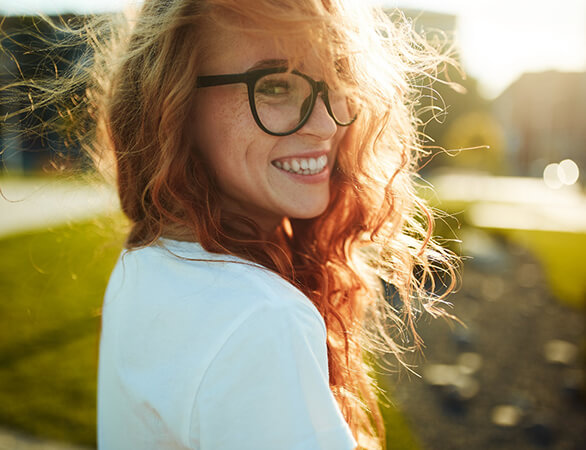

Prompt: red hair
xmin=84 ymin=0 xmax=458 ymax=447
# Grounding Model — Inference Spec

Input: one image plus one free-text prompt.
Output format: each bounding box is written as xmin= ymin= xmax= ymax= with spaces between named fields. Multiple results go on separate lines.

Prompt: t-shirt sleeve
xmin=189 ymin=302 xmax=357 ymax=450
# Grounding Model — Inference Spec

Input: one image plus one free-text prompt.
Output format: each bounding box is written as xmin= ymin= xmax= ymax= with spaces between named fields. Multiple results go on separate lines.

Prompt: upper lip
xmin=271 ymin=149 xmax=330 ymax=162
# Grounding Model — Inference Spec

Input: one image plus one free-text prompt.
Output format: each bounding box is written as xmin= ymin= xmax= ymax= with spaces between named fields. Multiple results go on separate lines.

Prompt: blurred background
xmin=0 ymin=0 xmax=584 ymax=449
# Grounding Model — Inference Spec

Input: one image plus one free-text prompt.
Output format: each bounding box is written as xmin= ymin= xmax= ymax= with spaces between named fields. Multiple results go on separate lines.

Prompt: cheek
xmin=336 ymin=125 xmax=348 ymax=145
xmin=332 ymin=125 xmax=349 ymax=159
xmin=192 ymin=92 xmax=241 ymax=164
xmin=191 ymin=91 xmax=263 ymax=192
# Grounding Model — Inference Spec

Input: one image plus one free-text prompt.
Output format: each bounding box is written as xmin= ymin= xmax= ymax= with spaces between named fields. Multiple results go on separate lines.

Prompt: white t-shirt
xmin=97 ymin=239 xmax=357 ymax=449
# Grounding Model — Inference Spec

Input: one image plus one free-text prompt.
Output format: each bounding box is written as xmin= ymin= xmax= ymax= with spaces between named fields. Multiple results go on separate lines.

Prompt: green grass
xmin=493 ymin=228 xmax=586 ymax=309
xmin=379 ymin=384 xmax=422 ymax=450
xmin=0 ymin=217 xmax=421 ymax=448
xmin=0 ymin=217 xmax=125 ymax=446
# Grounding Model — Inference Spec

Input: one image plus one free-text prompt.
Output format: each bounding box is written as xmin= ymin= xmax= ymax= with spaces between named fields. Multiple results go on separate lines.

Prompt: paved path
xmin=0 ymin=177 xmax=119 ymax=238
xmin=0 ymin=427 xmax=92 ymax=450
xmin=431 ymin=174 xmax=586 ymax=232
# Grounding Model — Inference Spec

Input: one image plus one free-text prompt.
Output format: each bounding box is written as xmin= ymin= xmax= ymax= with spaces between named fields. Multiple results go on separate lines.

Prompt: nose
xmin=297 ymin=94 xmax=338 ymax=140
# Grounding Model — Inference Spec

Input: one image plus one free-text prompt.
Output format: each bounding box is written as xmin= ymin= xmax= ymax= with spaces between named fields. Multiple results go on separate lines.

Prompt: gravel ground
xmin=388 ymin=230 xmax=586 ymax=450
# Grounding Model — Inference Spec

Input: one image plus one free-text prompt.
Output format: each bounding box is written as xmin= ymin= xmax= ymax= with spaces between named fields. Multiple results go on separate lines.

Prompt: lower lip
xmin=273 ymin=165 xmax=331 ymax=184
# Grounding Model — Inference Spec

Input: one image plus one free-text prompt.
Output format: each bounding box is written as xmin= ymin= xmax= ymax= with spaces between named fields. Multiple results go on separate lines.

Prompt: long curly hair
xmin=4 ymin=1 xmax=458 ymax=447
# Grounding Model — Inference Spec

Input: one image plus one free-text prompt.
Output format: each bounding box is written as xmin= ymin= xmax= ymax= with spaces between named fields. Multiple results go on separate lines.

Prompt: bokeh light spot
xmin=557 ymin=159 xmax=580 ymax=185
xmin=543 ymin=163 xmax=562 ymax=189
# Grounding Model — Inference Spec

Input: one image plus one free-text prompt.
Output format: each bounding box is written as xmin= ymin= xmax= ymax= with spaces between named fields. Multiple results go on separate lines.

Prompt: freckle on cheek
xmin=222 ymin=101 xmax=252 ymax=128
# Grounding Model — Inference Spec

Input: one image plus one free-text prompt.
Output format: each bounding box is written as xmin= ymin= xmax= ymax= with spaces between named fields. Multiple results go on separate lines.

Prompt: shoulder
xmin=110 ymin=239 xmax=318 ymax=314
xmin=190 ymin=279 xmax=352 ymax=449
xmin=104 ymin=239 xmax=325 ymax=352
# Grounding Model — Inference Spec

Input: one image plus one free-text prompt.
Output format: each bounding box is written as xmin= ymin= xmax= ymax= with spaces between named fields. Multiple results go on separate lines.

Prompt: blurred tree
xmin=0 ymin=14 xmax=86 ymax=173
xmin=441 ymin=111 xmax=505 ymax=174
xmin=416 ymin=65 xmax=505 ymax=174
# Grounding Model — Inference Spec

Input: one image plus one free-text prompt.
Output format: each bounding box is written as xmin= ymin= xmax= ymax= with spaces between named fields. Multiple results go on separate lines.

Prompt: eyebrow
xmin=246 ymin=58 xmax=288 ymax=72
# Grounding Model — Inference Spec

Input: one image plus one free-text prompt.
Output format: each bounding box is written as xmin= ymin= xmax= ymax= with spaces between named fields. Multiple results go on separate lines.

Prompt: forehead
xmin=199 ymin=25 xmax=320 ymax=75
xmin=199 ymin=27 xmax=281 ymax=73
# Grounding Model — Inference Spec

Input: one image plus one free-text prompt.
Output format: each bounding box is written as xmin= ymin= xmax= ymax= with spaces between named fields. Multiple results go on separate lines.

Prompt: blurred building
xmin=0 ymin=14 xmax=85 ymax=173
xmin=493 ymin=71 xmax=586 ymax=181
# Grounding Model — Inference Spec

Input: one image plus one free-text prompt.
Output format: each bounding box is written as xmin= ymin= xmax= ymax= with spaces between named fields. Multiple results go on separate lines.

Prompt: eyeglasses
xmin=196 ymin=67 xmax=357 ymax=136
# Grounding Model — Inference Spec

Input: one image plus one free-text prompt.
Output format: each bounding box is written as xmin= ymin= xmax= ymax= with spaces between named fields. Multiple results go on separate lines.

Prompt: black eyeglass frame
xmin=196 ymin=67 xmax=357 ymax=136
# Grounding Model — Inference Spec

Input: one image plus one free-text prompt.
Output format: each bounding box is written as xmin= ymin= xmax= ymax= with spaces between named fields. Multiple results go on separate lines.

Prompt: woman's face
xmin=191 ymin=28 xmax=348 ymax=231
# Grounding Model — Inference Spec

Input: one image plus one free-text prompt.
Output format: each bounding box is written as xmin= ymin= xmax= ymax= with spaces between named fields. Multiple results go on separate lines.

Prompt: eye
xmin=256 ymin=78 xmax=291 ymax=96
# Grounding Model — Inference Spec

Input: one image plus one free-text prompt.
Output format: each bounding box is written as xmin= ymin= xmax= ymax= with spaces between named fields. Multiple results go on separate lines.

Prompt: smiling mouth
xmin=272 ymin=155 xmax=328 ymax=175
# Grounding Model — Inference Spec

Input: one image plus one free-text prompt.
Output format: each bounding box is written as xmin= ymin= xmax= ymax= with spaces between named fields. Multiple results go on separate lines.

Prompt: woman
xmin=90 ymin=0 xmax=455 ymax=448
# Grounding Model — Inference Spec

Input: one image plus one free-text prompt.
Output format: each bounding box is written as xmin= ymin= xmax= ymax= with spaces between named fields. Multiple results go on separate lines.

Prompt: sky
xmin=383 ymin=0 xmax=586 ymax=97
xmin=1 ymin=0 xmax=585 ymax=98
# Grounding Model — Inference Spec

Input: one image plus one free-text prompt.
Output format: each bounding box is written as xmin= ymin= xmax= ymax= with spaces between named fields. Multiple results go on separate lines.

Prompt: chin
xmin=287 ymin=202 xmax=329 ymax=220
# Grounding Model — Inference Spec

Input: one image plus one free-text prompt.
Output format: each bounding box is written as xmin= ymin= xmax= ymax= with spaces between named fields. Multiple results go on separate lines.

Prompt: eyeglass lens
xmin=253 ymin=72 xmax=354 ymax=134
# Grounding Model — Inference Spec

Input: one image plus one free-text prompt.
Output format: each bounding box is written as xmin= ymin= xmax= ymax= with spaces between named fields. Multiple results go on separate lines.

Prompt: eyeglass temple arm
xmin=196 ymin=67 xmax=290 ymax=88
xmin=196 ymin=74 xmax=246 ymax=87
xmin=196 ymin=73 xmax=255 ymax=88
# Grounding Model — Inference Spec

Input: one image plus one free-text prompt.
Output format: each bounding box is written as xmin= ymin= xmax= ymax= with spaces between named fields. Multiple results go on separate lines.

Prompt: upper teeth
xmin=273 ymin=155 xmax=328 ymax=175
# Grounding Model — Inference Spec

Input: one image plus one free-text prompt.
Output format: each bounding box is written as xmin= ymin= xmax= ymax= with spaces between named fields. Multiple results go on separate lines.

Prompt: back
xmin=97 ymin=239 xmax=356 ymax=449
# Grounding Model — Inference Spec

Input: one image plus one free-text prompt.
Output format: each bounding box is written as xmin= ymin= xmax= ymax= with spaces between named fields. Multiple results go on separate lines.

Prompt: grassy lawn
xmin=0 ymin=217 xmax=125 ymax=446
xmin=378 ymin=378 xmax=422 ymax=450
xmin=0 ymin=217 xmax=420 ymax=448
